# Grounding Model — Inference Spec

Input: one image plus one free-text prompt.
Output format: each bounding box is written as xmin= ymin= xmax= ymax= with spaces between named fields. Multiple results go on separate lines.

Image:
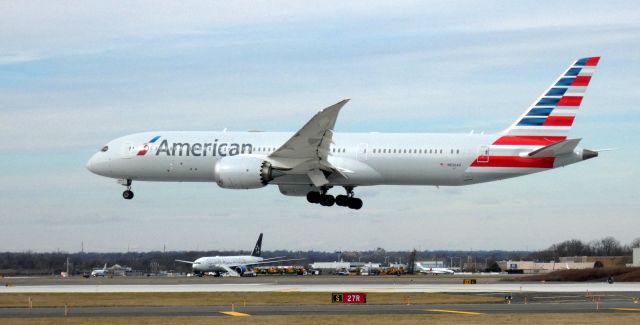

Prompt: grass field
xmin=2 ymin=314 xmax=640 ymax=324
xmin=0 ymin=292 xmax=502 ymax=307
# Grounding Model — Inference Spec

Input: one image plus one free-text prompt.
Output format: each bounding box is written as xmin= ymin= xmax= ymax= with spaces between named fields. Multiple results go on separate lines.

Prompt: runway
xmin=2 ymin=302 xmax=640 ymax=317
xmin=2 ymin=282 xmax=640 ymax=293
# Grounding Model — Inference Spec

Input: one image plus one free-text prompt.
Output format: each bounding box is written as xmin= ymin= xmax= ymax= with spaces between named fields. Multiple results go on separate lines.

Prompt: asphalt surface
xmin=1 ymin=274 xmax=513 ymax=286
xmin=3 ymin=301 xmax=640 ymax=317
xmin=3 ymin=282 xmax=640 ymax=293
xmin=2 ymin=276 xmax=640 ymax=317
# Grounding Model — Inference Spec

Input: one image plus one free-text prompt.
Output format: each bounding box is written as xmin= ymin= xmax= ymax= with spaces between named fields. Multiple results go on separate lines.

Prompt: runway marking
xmin=428 ymin=309 xmax=484 ymax=315
xmin=221 ymin=311 xmax=251 ymax=317
xmin=610 ymin=308 xmax=640 ymax=312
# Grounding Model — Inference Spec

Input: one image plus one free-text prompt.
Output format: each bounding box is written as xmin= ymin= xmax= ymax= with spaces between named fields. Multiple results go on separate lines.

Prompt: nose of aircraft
xmin=86 ymin=153 xmax=109 ymax=176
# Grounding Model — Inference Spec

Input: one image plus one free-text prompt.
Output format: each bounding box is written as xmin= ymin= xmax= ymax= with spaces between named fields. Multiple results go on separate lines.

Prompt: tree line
xmin=0 ymin=237 xmax=638 ymax=275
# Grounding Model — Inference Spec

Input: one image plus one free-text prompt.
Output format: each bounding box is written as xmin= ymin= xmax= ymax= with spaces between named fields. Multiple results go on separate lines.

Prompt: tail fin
xmin=499 ymin=57 xmax=600 ymax=146
xmin=251 ymin=233 xmax=263 ymax=257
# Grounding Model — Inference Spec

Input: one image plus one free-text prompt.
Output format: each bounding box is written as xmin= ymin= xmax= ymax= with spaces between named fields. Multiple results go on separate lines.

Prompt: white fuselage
xmin=87 ymin=131 xmax=586 ymax=189
xmin=192 ymin=255 xmax=262 ymax=273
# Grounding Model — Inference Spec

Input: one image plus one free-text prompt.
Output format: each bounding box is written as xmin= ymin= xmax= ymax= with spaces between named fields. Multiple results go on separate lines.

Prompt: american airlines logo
xmin=136 ymin=135 xmax=161 ymax=156
xmin=139 ymin=136 xmax=254 ymax=157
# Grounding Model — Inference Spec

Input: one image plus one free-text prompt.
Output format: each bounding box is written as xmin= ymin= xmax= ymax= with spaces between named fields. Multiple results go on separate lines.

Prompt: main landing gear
xmin=120 ymin=179 xmax=134 ymax=200
xmin=306 ymin=186 xmax=363 ymax=210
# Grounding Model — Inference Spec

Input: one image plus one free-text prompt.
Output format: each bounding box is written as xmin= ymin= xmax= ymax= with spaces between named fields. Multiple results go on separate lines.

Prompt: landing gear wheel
xmin=306 ymin=191 xmax=321 ymax=204
xmin=335 ymin=195 xmax=349 ymax=206
xmin=347 ymin=197 xmax=363 ymax=210
xmin=122 ymin=190 xmax=134 ymax=200
xmin=319 ymin=194 xmax=335 ymax=206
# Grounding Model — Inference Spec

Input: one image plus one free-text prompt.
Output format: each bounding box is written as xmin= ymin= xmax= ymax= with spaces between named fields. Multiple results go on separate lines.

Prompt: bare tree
xmin=598 ymin=237 xmax=622 ymax=256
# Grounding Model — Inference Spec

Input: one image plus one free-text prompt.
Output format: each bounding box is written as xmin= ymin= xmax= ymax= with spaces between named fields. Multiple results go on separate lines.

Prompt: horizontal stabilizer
xmin=526 ymin=139 xmax=581 ymax=158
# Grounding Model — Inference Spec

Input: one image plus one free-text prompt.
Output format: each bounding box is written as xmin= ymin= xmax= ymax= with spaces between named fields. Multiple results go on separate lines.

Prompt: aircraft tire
xmin=123 ymin=190 xmax=134 ymax=200
xmin=335 ymin=195 xmax=349 ymax=206
xmin=319 ymin=194 xmax=335 ymax=206
xmin=306 ymin=191 xmax=321 ymax=204
xmin=347 ymin=198 xmax=363 ymax=210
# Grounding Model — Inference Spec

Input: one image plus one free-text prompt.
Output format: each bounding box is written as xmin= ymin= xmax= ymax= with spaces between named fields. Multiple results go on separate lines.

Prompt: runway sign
xmin=463 ymin=279 xmax=477 ymax=285
xmin=332 ymin=292 xmax=367 ymax=304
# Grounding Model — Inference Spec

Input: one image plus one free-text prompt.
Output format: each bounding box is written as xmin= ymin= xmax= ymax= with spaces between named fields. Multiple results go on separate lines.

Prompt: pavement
xmin=2 ymin=282 xmax=640 ymax=293
xmin=2 ymin=301 xmax=640 ymax=317
xmin=3 ymin=276 xmax=640 ymax=317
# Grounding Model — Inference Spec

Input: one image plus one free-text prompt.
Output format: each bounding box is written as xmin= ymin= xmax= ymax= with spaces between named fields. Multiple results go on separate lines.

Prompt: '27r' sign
xmin=332 ymin=292 xmax=367 ymax=304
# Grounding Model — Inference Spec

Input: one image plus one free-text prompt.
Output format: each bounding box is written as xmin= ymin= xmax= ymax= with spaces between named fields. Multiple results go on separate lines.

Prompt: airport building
xmin=559 ymin=256 xmax=630 ymax=268
xmin=632 ymin=248 xmax=640 ymax=267
xmin=499 ymin=260 xmax=595 ymax=274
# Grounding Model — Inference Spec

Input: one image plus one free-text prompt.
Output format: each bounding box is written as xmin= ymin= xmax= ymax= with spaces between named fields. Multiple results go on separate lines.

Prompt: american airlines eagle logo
xmin=136 ymin=135 xmax=161 ymax=156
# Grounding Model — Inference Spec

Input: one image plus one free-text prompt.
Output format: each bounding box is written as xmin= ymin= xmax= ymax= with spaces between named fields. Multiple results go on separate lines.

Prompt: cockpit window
xmin=101 ymin=146 xmax=109 ymax=152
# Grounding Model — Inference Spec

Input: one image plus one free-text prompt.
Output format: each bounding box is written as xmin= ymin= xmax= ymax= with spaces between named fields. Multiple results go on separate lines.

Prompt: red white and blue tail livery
xmin=468 ymin=57 xmax=600 ymax=176
xmin=88 ymin=57 xmax=602 ymax=209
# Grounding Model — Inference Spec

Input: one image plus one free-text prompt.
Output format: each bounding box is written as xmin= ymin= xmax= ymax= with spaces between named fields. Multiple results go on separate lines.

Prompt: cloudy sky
xmin=1 ymin=1 xmax=639 ymax=252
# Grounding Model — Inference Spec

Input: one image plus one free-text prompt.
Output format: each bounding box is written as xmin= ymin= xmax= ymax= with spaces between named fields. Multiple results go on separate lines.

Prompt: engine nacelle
xmin=234 ymin=265 xmax=248 ymax=275
xmin=214 ymin=156 xmax=273 ymax=189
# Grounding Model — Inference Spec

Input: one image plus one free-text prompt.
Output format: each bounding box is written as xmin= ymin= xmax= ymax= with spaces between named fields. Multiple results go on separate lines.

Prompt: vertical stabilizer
xmin=251 ymin=233 xmax=263 ymax=257
xmin=499 ymin=57 xmax=600 ymax=146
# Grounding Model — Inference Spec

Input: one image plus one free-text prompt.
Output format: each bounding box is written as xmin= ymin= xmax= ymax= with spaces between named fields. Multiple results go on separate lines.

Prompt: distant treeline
xmin=528 ymin=236 xmax=639 ymax=262
xmin=0 ymin=237 xmax=638 ymax=275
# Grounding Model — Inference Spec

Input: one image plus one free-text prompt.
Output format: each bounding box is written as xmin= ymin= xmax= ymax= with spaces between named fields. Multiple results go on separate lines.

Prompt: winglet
xmin=269 ymin=99 xmax=350 ymax=166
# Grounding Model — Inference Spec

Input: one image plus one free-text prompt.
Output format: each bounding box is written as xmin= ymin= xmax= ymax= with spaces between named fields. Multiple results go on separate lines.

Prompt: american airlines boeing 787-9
xmin=87 ymin=57 xmax=601 ymax=210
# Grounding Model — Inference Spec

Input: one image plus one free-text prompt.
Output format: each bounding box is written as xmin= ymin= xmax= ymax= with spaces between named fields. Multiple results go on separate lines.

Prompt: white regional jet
xmin=415 ymin=263 xmax=455 ymax=275
xmin=176 ymin=233 xmax=300 ymax=277
xmin=87 ymin=57 xmax=601 ymax=210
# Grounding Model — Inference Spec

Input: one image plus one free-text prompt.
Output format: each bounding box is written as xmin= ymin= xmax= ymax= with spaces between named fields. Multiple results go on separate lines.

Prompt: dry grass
xmin=2 ymin=314 xmax=640 ymax=325
xmin=524 ymin=267 xmax=640 ymax=282
xmin=0 ymin=292 xmax=501 ymax=308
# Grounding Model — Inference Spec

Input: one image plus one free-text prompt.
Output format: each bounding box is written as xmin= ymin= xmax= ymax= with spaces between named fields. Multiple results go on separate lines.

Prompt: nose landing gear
xmin=119 ymin=178 xmax=134 ymax=200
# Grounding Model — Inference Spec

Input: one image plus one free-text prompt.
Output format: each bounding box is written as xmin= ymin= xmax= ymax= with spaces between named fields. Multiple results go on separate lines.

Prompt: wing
xmin=175 ymin=260 xmax=195 ymax=264
xmin=226 ymin=258 xmax=305 ymax=268
xmin=267 ymin=99 xmax=349 ymax=187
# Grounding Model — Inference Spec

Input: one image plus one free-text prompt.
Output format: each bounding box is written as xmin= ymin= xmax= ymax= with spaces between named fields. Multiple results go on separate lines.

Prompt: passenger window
xmin=456 ymin=149 xmax=460 ymax=154
xmin=440 ymin=149 xmax=443 ymax=154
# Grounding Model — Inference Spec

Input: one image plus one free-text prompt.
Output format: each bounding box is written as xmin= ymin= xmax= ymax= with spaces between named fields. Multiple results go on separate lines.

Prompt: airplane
xmin=87 ymin=57 xmax=601 ymax=209
xmin=90 ymin=264 xmax=109 ymax=277
xmin=415 ymin=263 xmax=455 ymax=275
xmin=175 ymin=233 xmax=302 ymax=277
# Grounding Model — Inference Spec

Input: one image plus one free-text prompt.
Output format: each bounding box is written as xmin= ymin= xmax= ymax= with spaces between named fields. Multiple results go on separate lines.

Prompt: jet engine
xmin=214 ymin=156 xmax=273 ymax=189
xmin=234 ymin=265 xmax=248 ymax=275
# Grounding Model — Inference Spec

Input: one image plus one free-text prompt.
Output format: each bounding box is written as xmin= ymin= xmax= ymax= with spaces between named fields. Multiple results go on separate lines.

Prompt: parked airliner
xmin=87 ymin=57 xmax=601 ymax=209
xmin=176 ymin=233 xmax=301 ymax=276
xmin=90 ymin=264 xmax=109 ymax=277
